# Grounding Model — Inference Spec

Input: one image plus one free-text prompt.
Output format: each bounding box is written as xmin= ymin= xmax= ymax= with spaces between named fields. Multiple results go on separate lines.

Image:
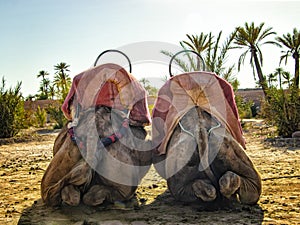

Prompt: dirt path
xmin=0 ymin=121 xmax=299 ymax=225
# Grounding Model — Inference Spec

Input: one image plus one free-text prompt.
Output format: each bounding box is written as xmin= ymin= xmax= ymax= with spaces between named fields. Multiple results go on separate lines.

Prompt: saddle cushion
xmin=62 ymin=63 xmax=151 ymax=126
xmin=152 ymin=71 xmax=246 ymax=154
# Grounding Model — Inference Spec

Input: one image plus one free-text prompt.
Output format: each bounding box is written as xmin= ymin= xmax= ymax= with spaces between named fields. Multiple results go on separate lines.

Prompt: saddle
xmin=62 ymin=63 xmax=151 ymax=127
xmin=152 ymin=52 xmax=245 ymax=155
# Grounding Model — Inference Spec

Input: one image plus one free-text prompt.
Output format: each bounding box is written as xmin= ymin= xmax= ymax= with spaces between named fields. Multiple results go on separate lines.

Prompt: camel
xmin=41 ymin=106 xmax=152 ymax=207
xmin=41 ymin=62 xmax=152 ymax=207
xmin=152 ymin=72 xmax=262 ymax=205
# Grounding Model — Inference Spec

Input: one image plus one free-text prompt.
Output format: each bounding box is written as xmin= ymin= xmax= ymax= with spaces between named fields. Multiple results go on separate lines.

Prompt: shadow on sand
xmin=18 ymin=190 xmax=264 ymax=225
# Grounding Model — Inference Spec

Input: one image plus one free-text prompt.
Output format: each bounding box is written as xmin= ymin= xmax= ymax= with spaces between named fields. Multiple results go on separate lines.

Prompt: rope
xmin=178 ymin=122 xmax=195 ymax=137
xmin=67 ymin=117 xmax=129 ymax=149
xmin=207 ymin=121 xmax=221 ymax=135
xmin=178 ymin=116 xmax=221 ymax=137
xmin=99 ymin=118 xmax=129 ymax=147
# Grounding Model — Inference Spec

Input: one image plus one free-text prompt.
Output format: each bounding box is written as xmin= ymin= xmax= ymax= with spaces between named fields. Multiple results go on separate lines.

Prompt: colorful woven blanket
xmin=62 ymin=63 xmax=151 ymax=126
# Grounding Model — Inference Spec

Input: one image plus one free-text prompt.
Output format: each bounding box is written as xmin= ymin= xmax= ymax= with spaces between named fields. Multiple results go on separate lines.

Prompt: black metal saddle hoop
xmin=93 ymin=49 xmax=132 ymax=73
xmin=169 ymin=49 xmax=206 ymax=77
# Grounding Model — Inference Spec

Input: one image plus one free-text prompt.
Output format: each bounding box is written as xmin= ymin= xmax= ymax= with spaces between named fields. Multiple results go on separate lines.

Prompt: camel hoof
xmin=83 ymin=185 xmax=110 ymax=206
xmin=219 ymin=171 xmax=241 ymax=199
xmin=61 ymin=185 xmax=80 ymax=206
xmin=192 ymin=179 xmax=216 ymax=201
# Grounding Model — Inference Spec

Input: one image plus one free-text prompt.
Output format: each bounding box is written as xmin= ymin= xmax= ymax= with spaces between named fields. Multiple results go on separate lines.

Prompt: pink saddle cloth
xmin=152 ymin=71 xmax=246 ymax=154
xmin=62 ymin=63 xmax=151 ymax=126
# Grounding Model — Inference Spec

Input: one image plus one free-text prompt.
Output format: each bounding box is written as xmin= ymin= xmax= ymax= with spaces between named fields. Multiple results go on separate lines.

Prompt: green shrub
xmin=235 ymin=95 xmax=254 ymax=119
xmin=148 ymin=104 xmax=154 ymax=116
xmin=34 ymin=106 xmax=47 ymax=127
xmin=46 ymin=103 xmax=67 ymax=129
xmin=261 ymin=87 xmax=300 ymax=137
xmin=23 ymin=109 xmax=37 ymax=128
xmin=0 ymin=77 xmax=25 ymax=138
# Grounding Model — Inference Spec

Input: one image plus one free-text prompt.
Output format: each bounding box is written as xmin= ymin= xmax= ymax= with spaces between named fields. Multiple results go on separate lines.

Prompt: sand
xmin=0 ymin=120 xmax=299 ymax=225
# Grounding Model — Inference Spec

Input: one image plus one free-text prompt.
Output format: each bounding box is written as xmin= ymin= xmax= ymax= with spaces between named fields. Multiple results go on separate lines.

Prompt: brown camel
xmin=153 ymin=107 xmax=261 ymax=204
xmin=152 ymin=72 xmax=262 ymax=205
xmin=41 ymin=106 xmax=152 ymax=207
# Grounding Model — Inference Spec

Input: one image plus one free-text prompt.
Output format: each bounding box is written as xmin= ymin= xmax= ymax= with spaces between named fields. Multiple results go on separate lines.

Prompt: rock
xmin=292 ymin=131 xmax=300 ymax=138
xmin=289 ymin=196 xmax=297 ymax=199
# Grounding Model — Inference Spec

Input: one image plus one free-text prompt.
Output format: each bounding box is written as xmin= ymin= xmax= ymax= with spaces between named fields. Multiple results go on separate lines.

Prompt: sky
xmin=0 ymin=0 xmax=299 ymax=97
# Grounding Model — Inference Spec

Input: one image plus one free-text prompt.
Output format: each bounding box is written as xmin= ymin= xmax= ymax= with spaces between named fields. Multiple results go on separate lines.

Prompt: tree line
xmin=163 ymin=22 xmax=299 ymax=95
xmin=0 ymin=21 xmax=299 ymax=138
xmin=32 ymin=62 xmax=72 ymax=101
xmin=162 ymin=22 xmax=299 ymax=137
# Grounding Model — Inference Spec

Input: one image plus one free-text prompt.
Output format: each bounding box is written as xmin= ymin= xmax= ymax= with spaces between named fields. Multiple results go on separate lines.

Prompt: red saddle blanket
xmin=62 ymin=63 xmax=151 ymax=126
xmin=152 ymin=71 xmax=246 ymax=154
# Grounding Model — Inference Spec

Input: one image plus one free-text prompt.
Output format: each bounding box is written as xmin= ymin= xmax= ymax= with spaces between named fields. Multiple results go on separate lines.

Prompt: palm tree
xmin=267 ymin=73 xmax=277 ymax=88
xmin=53 ymin=62 xmax=71 ymax=99
xmin=205 ymin=30 xmax=238 ymax=87
xmin=282 ymin=71 xmax=292 ymax=89
xmin=37 ymin=70 xmax=49 ymax=81
xmin=234 ymin=22 xmax=280 ymax=98
xmin=181 ymin=33 xmax=213 ymax=55
xmin=40 ymin=78 xmax=50 ymax=99
xmin=161 ymin=31 xmax=238 ymax=89
xmin=274 ymin=67 xmax=284 ymax=89
xmin=48 ymin=85 xmax=56 ymax=100
xmin=161 ymin=33 xmax=212 ymax=74
xmin=181 ymin=33 xmax=213 ymax=70
xmin=276 ymin=28 xmax=300 ymax=89
xmin=36 ymin=70 xmax=50 ymax=99
xmin=139 ymin=78 xmax=150 ymax=89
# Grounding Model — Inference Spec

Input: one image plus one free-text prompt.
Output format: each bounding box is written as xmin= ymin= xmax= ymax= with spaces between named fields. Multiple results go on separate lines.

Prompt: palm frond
xmin=161 ymin=50 xmax=190 ymax=73
xmin=238 ymin=50 xmax=249 ymax=71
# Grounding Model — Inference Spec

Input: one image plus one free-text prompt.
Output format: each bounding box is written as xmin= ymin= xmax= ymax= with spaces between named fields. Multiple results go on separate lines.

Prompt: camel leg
xmin=192 ymin=179 xmax=217 ymax=202
xmin=83 ymin=185 xmax=111 ymax=206
xmin=66 ymin=160 xmax=92 ymax=186
xmin=61 ymin=185 xmax=81 ymax=206
xmin=213 ymin=135 xmax=262 ymax=205
xmin=219 ymin=171 xmax=241 ymax=199
xmin=83 ymin=172 xmax=136 ymax=206
xmin=168 ymin=175 xmax=217 ymax=202
xmin=237 ymin=174 xmax=261 ymax=205
xmin=219 ymin=170 xmax=260 ymax=205
xmin=167 ymin=159 xmax=216 ymax=203
xmin=41 ymin=129 xmax=82 ymax=206
xmin=83 ymin=184 xmax=129 ymax=206
xmin=42 ymin=160 xmax=92 ymax=206
xmin=168 ymin=179 xmax=197 ymax=202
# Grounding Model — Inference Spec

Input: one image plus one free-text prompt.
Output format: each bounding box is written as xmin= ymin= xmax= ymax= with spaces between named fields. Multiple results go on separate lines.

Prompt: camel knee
xmin=67 ymin=162 xmax=92 ymax=186
xmin=83 ymin=185 xmax=111 ymax=206
xmin=219 ymin=171 xmax=261 ymax=205
xmin=61 ymin=185 xmax=81 ymax=206
xmin=192 ymin=179 xmax=217 ymax=202
xmin=238 ymin=178 xmax=261 ymax=205
xmin=219 ymin=171 xmax=241 ymax=199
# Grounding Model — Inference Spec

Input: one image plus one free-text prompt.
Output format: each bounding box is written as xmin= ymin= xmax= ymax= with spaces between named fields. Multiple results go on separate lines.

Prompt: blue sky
xmin=0 ymin=0 xmax=299 ymax=97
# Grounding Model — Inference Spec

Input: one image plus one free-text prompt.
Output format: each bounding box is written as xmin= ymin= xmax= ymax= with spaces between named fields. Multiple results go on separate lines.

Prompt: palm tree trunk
xmin=278 ymin=73 xmax=282 ymax=89
xmin=253 ymin=52 xmax=269 ymax=98
xmin=293 ymin=52 xmax=299 ymax=89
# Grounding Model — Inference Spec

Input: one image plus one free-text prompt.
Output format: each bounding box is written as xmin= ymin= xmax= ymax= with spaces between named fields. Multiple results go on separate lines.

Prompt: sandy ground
xmin=0 ymin=120 xmax=299 ymax=225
